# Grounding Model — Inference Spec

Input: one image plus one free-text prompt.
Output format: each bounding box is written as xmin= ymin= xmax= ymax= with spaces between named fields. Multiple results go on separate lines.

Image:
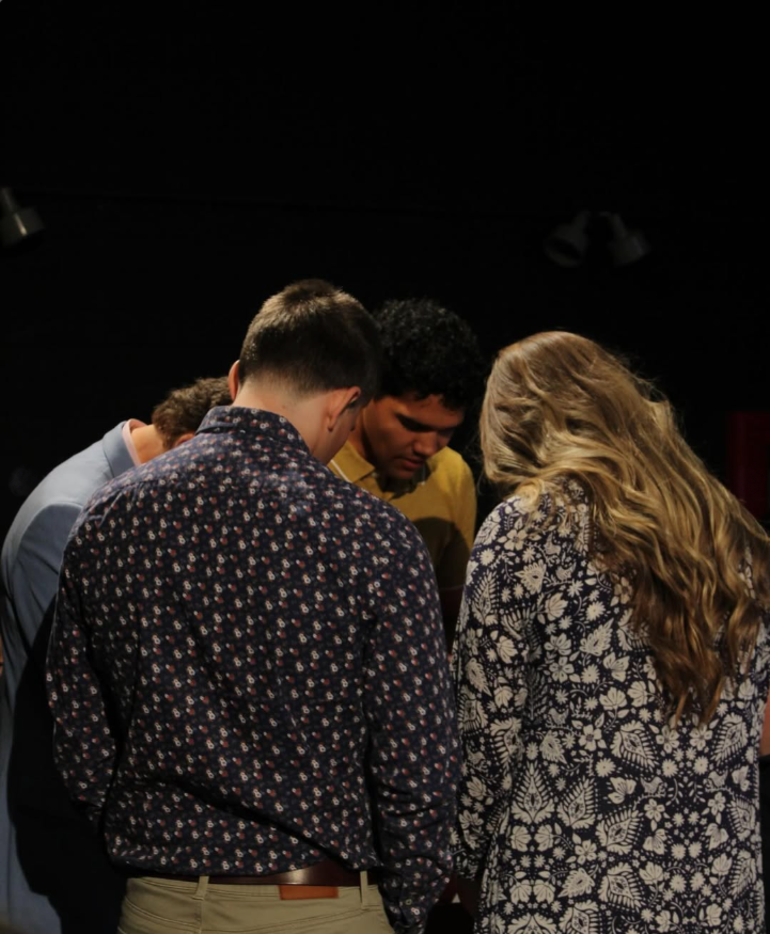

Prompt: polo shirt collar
xmin=331 ymin=441 xmax=431 ymax=494
xmin=330 ymin=441 xmax=376 ymax=485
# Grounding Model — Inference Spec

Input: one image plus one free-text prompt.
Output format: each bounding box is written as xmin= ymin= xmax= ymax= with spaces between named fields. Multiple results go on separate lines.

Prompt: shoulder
xmin=325 ymin=470 xmax=433 ymax=564
xmin=424 ymin=447 xmax=475 ymax=501
xmin=474 ymin=480 xmax=591 ymax=553
xmin=32 ymin=435 xmax=116 ymax=507
xmin=1 ymin=432 xmax=125 ymax=572
xmin=330 ymin=469 xmax=422 ymax=532
xmin=428 ymin=446 xmax=473 ymax=482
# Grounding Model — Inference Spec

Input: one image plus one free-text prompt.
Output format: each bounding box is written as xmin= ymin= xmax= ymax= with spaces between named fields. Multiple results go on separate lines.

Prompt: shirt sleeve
xmin=7 ymin=502 xmax=82 ymax=668
xmin=434 ymin=458 xmax=476 ymax=593
xmin=46 ymin=523 xmax=118 ymax=828
xmin=451 ymin=497 xmax=538 ymax=880
xmin=362 ymin=514 xmax=461 ymax=934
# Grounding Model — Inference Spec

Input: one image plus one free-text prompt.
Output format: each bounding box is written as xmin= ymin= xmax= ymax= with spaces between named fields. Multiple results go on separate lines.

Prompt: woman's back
xmin=454 ymin=483 xmax=770 ymax=933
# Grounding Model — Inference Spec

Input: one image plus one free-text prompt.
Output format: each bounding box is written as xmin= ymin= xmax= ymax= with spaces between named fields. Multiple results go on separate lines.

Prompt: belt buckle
xmin=280 ymin=885 xmax=339 ymax=900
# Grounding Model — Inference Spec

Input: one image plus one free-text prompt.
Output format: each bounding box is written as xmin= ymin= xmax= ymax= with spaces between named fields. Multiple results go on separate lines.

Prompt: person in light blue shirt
xmin=0 ymin=377 xmax=229 ymax=934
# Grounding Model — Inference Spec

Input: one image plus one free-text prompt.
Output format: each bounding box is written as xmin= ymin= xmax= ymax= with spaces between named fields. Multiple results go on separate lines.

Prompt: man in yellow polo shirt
xmin=330 ymin=298 xmax=487 ymax=649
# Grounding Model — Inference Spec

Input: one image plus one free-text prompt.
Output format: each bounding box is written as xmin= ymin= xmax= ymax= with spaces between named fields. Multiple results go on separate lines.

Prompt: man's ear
xmin=327 ymin=386 xmax=362 ymax=429
xmin=228 ymin=361 xmax=240 ymax=402
xmin=170 ymin=431 xmax=195 ymax=449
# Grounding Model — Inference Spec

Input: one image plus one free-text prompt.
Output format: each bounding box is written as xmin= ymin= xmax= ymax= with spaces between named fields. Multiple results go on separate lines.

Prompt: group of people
xmin=0 ymin=280 xmax=768 ymax=934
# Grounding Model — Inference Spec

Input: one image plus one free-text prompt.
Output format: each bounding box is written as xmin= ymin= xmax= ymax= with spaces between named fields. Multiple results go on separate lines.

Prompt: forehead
xmin=385 ymin=392 xmax=466 ymax=431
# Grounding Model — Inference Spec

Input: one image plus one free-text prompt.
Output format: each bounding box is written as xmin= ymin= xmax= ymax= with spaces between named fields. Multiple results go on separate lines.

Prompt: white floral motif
xmin=453 ymin=488 xmax=770 ymax=932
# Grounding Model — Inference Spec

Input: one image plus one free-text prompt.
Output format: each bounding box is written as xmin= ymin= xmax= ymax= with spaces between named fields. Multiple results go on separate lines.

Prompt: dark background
xmin=1 ymin=3 xmax=766 ymax=536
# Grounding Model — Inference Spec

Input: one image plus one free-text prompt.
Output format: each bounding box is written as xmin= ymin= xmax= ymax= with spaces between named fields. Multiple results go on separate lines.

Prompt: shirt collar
xmin=329 ymin=441 xmax=377 ymax=484
xmin=330 ymin=441 xmax=431 ymax=494
xmin=197 ymin=405 xmax=309 ymax=454
xmin=121 ymin=418 xmax=146 ymax=467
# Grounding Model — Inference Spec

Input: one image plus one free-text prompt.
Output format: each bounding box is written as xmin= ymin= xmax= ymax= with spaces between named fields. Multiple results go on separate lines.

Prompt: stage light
xmin=543 ymin=211 xmax=591 ymax=267
xmin=544 ymin=210 xmax=650 ymax=268
xmin=604 ymin=212 xmax=651 ymax=266
xmin=0 ymin=188 xmax=45 ymax=249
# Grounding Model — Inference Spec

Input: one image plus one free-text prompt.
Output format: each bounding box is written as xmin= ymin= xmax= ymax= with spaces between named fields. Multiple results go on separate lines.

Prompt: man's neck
xmin=130 ymin=424 xmax=167 ymax=464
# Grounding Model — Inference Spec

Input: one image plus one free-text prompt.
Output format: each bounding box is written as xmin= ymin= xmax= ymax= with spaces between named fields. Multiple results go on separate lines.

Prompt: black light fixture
xmin=543 ymin=211 xmax=591 ymax=268
xmin=544 ymin=210 xmax=650 ymax=268
xmin=603 ymin=212 xmax=650 ymax=266
xmin=0 ymin=187 xmax=45 ymax=249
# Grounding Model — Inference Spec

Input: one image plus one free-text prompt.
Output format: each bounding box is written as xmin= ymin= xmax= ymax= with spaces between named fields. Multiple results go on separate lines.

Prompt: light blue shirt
xmin=0 ymin=423 xmax=134 ymax=934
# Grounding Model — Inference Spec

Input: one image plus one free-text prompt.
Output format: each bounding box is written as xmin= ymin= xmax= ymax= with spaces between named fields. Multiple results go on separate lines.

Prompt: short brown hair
xmin=238 ymin=279 xmax=381 ymax=401
xmin=151 ymin=376 xmax=231 ymax=449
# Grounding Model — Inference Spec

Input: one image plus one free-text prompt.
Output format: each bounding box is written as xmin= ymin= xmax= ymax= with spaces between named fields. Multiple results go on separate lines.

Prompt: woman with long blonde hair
xmin=453 ymin=331 xmax=770 ymax=933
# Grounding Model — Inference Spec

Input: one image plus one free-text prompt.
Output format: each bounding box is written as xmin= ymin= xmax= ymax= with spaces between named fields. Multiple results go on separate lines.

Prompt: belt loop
xmin=360 ymin=870 xmax=369 ymax=907
xmin=195 ymin=875 xmax=209 ymax=900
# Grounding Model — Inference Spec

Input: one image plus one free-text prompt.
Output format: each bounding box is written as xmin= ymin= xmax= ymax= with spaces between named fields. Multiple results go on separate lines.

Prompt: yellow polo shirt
xmin=329 ymin=442 xmax=476 ymax=591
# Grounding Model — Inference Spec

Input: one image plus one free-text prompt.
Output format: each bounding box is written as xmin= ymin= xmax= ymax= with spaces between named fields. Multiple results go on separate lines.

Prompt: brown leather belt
xmin=148 ymin=857 xmax=382 ymax=887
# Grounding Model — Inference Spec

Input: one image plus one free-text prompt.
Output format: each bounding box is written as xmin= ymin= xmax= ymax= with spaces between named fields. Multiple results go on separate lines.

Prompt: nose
xmin=413 ymin=433 xmax=443 ymax=459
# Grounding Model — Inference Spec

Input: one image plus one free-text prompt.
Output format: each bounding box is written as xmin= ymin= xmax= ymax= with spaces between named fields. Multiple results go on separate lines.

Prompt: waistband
xmin=145 ymin=857 xmax=382 ymax=887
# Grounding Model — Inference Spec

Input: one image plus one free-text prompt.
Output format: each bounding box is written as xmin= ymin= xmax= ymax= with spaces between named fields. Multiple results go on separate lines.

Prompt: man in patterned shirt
xmin=0 ymin=376 xmax=231 ymax=934
xmin=47 ymin=280 xmax=459 ymax=934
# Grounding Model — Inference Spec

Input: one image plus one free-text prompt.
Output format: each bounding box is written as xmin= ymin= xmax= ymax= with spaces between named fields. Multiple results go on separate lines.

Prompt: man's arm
xmin=363 ymin=521 xmax=460 ymax=934
xmin=4 ymin=503 xmax=82 ymax=667
xmin=46 ymin=527 xmax=118 ymax=828
xmin=451 ymin=499 xmax=537 ymax=887
xmin=436 ymin=459 xmax=476 ymax=652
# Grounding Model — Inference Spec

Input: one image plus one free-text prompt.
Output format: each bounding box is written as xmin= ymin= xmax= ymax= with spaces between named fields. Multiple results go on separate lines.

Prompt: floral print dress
xmin=453 ymin=485 xmax=770 ymax=933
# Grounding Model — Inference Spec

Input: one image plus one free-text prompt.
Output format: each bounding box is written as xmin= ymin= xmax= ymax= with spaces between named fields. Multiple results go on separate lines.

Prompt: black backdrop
xmin=1 ymin=3 xmax=766 ymax=536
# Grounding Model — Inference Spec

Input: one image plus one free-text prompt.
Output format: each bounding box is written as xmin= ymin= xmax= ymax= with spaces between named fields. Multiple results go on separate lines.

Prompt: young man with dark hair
xmin=330 ymin=298 xmax=487 ymax=649
xmin=0 ymin=376 xmax=232 ymax=934
xmin=47 ymin=280 xmax=459 ymax=934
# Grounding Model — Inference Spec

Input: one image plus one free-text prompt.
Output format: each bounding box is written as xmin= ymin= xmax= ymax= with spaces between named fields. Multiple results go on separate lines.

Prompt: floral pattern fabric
xmin=47 ymin=407 xmax=459 ymax=934
xmin=453 ymin=485 xmax=770 ymax=933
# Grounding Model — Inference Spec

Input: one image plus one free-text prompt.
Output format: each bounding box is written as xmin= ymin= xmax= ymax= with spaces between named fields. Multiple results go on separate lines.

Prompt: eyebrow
xmin=396 ymin=414 xmax=457 ymax=433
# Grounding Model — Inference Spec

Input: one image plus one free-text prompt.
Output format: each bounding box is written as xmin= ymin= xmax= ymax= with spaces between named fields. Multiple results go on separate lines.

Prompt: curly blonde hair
xmin=481 ymin=331 xmax=770 ymax=723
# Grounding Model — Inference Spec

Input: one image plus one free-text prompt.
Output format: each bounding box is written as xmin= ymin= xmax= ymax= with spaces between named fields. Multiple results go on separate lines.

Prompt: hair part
xmin=374 ymin=297 xmax=487 ymax=410
xmin=238 ymin=279 xmax=381 ymax=402
xmin=151 ymin=376 xmax=231 ymax=450
xmin=481 ymin=330 xmax=770 ymax=724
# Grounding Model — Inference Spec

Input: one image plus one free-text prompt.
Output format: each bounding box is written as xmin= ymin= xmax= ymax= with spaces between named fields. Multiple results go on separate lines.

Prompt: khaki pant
xmin=117 ymin=874 xmax=395 ymax=934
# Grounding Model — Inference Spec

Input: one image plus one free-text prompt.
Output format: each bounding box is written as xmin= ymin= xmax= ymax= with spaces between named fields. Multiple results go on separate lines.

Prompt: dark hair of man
xmin=238 ymin=279 xmax=382 ymax=401
xmin=374 ymin=297 xmax=487 ymax=411
xmin=151 ymin=376 xmax=232 ymax=449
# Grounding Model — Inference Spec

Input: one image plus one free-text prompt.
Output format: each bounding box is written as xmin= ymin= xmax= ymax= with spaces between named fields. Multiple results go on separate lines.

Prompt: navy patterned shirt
xmin=47 ymin=407 xmax=459 ymax=932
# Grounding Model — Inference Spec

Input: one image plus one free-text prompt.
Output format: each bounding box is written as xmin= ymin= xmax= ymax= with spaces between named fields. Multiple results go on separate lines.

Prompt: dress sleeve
xmin=452 ymin=496 xmax=542 ymax=879
xmin=362 ymin=512 xmax=461 ymax=934
xmin=46 ymin=523 xmax=117 ymax=828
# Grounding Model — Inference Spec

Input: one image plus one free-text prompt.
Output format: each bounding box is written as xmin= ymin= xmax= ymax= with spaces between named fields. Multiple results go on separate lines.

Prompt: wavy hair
xmin=151 ymin=376 xmax=232 ymax=449
xmin=481 ymin=331 xmax=770 ymax=723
